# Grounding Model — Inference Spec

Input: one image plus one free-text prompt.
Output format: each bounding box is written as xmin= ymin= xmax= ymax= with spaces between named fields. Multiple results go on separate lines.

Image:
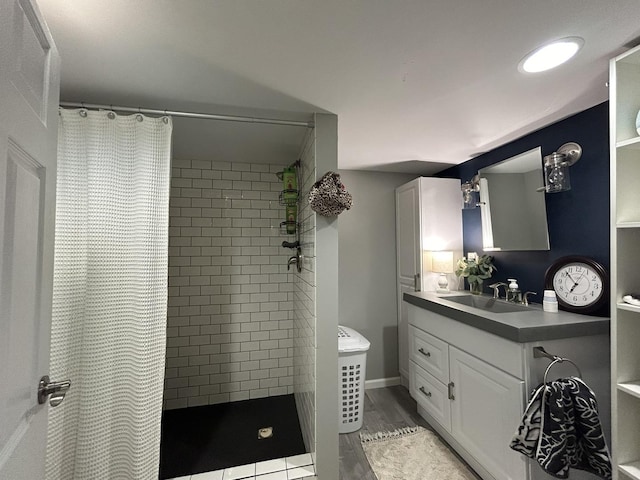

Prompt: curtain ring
xmin=79 ymin=109 xmax=88 ymax=118
xmin=162 ymin=117 xmax=169 ymax=125
xmin=107 ymin=111 xmax=116 ymax=120
xmin=136 ymin=114 xmax=144 ymax=122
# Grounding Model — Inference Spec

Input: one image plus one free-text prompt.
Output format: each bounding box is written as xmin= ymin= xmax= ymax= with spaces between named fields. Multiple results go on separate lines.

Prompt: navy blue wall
xmin=438 ymin=102 xmax=610 ymax=316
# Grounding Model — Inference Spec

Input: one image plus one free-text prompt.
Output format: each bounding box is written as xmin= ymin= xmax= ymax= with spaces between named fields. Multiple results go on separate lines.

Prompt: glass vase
xmin=469 ymin=281 xmax=482 ymax=295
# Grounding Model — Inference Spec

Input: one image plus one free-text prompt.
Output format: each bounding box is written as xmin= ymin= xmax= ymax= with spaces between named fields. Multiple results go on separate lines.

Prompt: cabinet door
xmin=396 ymin=179 xmax=421 ymax=288
xmin=449 ymin=346 xmax=527 ymax=480
xmin=396 ymin=180 xmax=421 ymax=379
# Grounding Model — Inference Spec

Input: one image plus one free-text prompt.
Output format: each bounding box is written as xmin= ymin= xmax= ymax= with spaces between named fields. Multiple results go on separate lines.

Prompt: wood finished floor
xmin=339 ymin=385 xmax=481 ymax=480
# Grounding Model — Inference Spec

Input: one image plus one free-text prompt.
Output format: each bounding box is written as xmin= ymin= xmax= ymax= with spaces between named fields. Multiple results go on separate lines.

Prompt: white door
xmin=396 ymin=179 xmax=421 ymax=379
xmin=449 ymin=346 xmax=527 ymax=480
xmin=0 ymin=0 xmax=60 ymax=478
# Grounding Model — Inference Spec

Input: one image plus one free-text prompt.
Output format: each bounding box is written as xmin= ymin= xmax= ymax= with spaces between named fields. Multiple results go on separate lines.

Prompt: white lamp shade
xmin=431 ymin=251 xmax=454 ymax=273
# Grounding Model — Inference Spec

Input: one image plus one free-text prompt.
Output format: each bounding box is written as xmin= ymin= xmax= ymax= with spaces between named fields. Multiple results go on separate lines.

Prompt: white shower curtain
xmin=46 ymin=109 xmax=172 ymax=480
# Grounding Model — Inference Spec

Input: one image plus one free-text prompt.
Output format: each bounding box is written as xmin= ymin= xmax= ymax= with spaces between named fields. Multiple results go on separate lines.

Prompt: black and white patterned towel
xmin=510 ymin=377 xmax=612 ymax=479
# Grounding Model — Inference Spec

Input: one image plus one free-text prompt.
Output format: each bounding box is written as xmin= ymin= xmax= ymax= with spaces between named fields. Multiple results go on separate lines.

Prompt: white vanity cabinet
xmin=395 ymin=177 xmax=462 ymax=383
xmin=409 ymin=313 xmax=527 ymax=480
xmin=406 ymin=298 xmax=611 ymax=480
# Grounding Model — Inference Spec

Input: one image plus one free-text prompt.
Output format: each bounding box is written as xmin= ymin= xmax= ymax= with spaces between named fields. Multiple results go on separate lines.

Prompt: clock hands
xmin=566 ymin=272 xmax=580 ymax=292
xmin=566 ymin=272 xmax=578 ymax=284
xmin=569 ymin=270 xmax=587 ymax=293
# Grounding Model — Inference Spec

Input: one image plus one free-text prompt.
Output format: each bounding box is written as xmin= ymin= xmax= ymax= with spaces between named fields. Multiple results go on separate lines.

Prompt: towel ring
xmin=543 ymin=356 xmax=583 ymax=385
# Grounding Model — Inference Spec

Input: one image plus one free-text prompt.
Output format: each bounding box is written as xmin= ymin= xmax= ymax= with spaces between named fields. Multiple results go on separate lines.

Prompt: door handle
xmin=447 ymin=381 xmax=455 ymax=400
xmin=38 ymin=375 xmax=71 ymax=407
xmin=414 ymin=273 xmax=421 ymax=292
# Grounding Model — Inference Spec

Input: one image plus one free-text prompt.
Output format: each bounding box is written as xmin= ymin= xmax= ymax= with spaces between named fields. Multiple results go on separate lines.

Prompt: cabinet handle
xmin=414 ymin=273 xmax=421 ymax=292
xmin=447 ymin=381 xmax=455 ymax=400
xmin=418 ymin=348 xmax=431 ymax=358
xmin=419 ymin=386 xmax=432 ymax=398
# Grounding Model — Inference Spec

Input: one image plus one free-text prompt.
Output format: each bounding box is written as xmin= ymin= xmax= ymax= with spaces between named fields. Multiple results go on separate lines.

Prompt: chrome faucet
xmin=522 ymin=291 xmax=537 ymax=306
xmin=489 ymin=281 xmax=536 ymax=306
xmin=488 ymin=282 xmax=508 ymax=300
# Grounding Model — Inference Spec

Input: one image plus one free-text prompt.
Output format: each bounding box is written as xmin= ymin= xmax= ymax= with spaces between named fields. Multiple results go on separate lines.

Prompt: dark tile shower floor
xmin=159 ymin=394 xmax=306 ymax=479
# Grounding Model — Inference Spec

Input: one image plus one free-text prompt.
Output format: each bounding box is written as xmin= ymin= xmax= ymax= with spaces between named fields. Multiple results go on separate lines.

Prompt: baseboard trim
xmin=365 ymin=376 xmax=402 ymax=390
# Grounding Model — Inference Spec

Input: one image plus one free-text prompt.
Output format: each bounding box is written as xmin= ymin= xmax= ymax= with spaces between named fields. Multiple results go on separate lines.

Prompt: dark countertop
xmin=404 ymin=291 xmax=610 ymax=343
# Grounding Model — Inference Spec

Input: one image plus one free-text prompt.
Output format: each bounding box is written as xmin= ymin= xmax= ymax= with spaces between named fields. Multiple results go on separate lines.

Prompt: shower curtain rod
xmin=59 ymin=102 xmax=314 ymax=128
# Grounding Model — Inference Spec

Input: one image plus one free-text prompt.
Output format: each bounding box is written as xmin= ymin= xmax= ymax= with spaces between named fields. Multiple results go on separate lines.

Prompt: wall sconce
xmin=429 ymin=250 xmax=454 ymax=293
xmin=543 ymin=142 xmax=582 ymax=193
xmin=461 ymin=174 xmax=480 ymax=208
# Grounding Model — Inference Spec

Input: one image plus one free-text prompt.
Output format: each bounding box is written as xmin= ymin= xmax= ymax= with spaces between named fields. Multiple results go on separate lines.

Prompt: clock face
xmin=544 ymin=256 xmax=609 ymax=314
xmin=552 ymin=262 xmax=604 ymax=307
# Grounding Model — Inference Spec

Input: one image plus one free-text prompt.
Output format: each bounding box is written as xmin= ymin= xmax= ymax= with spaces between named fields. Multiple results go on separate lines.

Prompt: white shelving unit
xmin=610 ymin=44 xmax=640 ymax=480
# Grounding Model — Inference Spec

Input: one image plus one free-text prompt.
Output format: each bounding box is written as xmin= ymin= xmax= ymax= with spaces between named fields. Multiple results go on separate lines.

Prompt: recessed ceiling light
xmin=519 ymin=37 xmax=584 ymax=73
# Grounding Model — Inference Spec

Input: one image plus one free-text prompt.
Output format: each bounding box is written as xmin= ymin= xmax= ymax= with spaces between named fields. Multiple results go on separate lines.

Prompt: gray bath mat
xmin=360 ymin=426 xmax=478 ymax=480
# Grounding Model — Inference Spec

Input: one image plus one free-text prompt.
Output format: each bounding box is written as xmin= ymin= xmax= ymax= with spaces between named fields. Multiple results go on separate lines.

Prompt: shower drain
xmin=258 ymin=427 xmax=273 ymax=439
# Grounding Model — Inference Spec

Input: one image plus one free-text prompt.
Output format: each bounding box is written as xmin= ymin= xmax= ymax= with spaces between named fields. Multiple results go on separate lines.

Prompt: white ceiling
xmin=38 ymin=0 xmax=640 ymax=173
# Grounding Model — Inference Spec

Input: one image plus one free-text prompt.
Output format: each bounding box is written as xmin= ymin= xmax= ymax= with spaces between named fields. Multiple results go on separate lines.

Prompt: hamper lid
xmin=338 ymin=326 xmax=370 ymax=353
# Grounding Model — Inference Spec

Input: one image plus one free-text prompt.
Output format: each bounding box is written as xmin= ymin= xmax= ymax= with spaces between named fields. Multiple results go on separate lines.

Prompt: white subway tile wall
xmin=164 ymin=160 xmax=296 ymax=409
xmin=293 ymin=128 xmax=316 ymax=453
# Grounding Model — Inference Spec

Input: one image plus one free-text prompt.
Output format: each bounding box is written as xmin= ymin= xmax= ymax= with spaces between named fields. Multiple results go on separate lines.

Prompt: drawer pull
xmin=419 ymin=386 xmax=432 ymax=398
xmin=418 ymin=348 xmax=431 ymax=358
xmin=448 ymin=381 xmax=455 ymax=400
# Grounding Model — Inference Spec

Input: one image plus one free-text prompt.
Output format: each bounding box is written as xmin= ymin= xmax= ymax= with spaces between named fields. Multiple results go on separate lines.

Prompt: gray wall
xmin=338 ymin=170 xmax=417 ymax=381
xmin=314 ymin=114 xmax=340 ymax=480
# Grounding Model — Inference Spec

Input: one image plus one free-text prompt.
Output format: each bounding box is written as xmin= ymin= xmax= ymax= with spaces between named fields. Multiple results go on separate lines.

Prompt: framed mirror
xmin=478 ymin=147 xmax=550 ymax=251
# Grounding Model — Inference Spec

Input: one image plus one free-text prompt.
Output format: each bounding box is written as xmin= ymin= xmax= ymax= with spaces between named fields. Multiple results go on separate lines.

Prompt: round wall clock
xmin=544 ymin=256 xmax=609 ymax=314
